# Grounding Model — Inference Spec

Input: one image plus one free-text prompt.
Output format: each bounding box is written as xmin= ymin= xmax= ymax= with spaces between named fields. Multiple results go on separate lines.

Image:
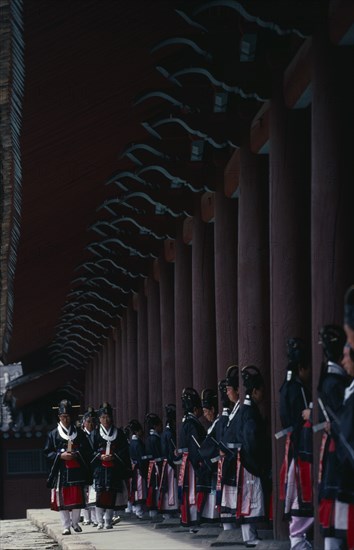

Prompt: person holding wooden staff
xmin=44 ymin=399 xmax=92 ymax=535
xmin=92 ymin=402 xmax=131 ymax=529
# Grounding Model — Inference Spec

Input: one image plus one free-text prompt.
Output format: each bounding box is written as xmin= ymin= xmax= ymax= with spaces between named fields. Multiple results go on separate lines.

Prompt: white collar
xmin=207 ymin=416 xmax=218 ymax=434
xmin=57 ymin=422 xmax=77 ymax=441
xmin=344 ymin=379 xmax=354 ymax=403
xmin=227 ymin=400 xmax=240 ymax=426
xmin=99 ymin=424 xmax=117 ymax=442
xmin=182 ymin=412 xmax=199 ymax=422
xmin=327 ymin=361 xmax=346 ymax=376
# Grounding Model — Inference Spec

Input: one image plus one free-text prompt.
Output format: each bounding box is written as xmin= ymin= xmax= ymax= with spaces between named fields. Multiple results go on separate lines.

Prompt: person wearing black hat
xmin=334 ymin=305 xmax=354 ymax=549
xmin=144 ymin=413 xmax=163 ymax=519
xmin=177 ymin=387 xmax=206 ymax=530
xmin=219 ymin=365 xmax=241 ymax=531
xmin=278 ymin=338 xmax=313 ymax=550
xmin=344 ymin=285 xmax=354 ymax=350
xmin=128 ymin=419 xmax=147 ymax=519
xmin=159 ymin=404 xmax=178 ymax=519
xmin=81 ymin=407 xmax=98 ymax=526
xmin=216 ymin=379 xmax=231 ymax=442
xmin=44 ymin=399 xmax=92 ymax=535
xmin=316 ymin=325 xmax=349 ymax=549
xmin=92 ymin=402 xmax=131 ymax=529
xmin=335 ymin=288 xmax=354 ymax=549
xmin=234 ymin=366 xmax=270 ymax=547
xmin=197 ymin=388 xmax=220 ymax=524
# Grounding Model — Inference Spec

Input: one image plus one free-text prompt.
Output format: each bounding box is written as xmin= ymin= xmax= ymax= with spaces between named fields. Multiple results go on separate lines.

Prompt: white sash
xmin=99 ymin=425 xmax=117 ymax=454
xmin=226 ymin=401 xmax=240 ymax=427
xmin=57 ymin=422 xmax=78 ymax=442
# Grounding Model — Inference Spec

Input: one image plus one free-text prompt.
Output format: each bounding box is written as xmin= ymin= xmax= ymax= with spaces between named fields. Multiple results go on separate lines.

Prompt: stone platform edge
xmin=27 ymin=509 xmax=96 ymax=550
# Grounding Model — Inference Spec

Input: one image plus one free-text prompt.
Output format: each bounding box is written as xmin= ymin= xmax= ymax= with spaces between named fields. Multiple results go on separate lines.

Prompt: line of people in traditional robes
xmin=43 ymin=285 xmax=354 ymax=550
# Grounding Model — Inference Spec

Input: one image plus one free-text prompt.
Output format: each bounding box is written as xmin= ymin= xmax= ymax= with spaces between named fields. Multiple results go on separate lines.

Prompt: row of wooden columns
xmin=84 ymin=194 xmax=238 ymax=429
xmin=84 ymin=28 xmax=354 ymax=539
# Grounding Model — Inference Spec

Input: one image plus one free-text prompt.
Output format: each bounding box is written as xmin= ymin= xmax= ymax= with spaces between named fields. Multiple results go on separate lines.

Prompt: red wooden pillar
xmin=269 ymin=81 xmax=311 ymax=539
xmin=114 ymin=326 xmax=123 ymax=426
xmin=159 ymin=254 xmax=176 ymax=409
xmin=107 ymin=336 xmax=116 ymax=423
xmin=102 ymin=342 xmax=109 ymax=404
xmin=121 ymin=313 xmax=128 ymax=427
xmin=89 ymin=361 xmax=95 ymax=408
xmin=214 ymin=189 xmax=238 ymax=385
xmin=127 ymin=299 xmax=138 ymax=422
xmin=137 ymin=287 xmax=149 ymax=422
xmin=97 ymin=348 xmax=103 ymax=406
xmin=311 ymin=28 xmax=354 ymax=376
xmin=311 ymin=27 xmax=354 ymax=547
xmin=174 ymin=221 xmax=193 ymax=427
xmin=192 ymin=203 xmax=217 ymax=393
xmin=91 ymin=356 xmax=98 ymax=409
xmin=85 ymin=362 xmax=92 ymax=409
xmin=238 ymin=148 xmax=270 ymax=403
xmin=147 ymin=275 xmax=162 ymax=416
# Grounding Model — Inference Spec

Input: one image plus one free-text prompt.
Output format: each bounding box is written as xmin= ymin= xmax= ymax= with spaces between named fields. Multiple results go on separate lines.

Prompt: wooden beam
xmin=183 ymin=216 xmax=193 ymax=245
xmin=201 ymin=192 xmax=215 ymax=223
xmin=224 ymin=148 xmax=240 ymax=198
xmin=284 ymin=38 xmax=312 ymax=109
xmin=329 ymin=0 xmax=354 ymax=45
xmin=132 ymin=292 xmax=139 ymax=311
xmin=250 ymin=101 xmax=270 ymax=154
xmin=164 ymin=239 xmax=175 ymax=263
xmin=153 ymin=258 xmax=160 ymax=282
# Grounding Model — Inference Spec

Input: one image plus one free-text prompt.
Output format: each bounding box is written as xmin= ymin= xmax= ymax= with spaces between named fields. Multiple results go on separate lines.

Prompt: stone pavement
xmin=27 ymin=509 xmax=291 ymax=550
xmin=0 ymin=517 xmax=60 ymax=550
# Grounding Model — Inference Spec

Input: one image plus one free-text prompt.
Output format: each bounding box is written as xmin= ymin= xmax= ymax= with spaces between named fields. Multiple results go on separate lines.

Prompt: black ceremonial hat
xmin=58 ymin=399 xmax=73 ymax=415
xmin=286 ymin=337 xmax=306 ymax=367
xmin=128 ymin=418 xmax=143 ymax=434
xmin=181 ymin=387 xmax=201 ymax=412
xmin=344 ymin=285 xmax=354 ymax=330
xmin=225 ymin=365 xmax=239 ymax=390
xmin=241 ymin=365 xmax=264 ymax=393
xmin=98 ymin=402 xmax=113 ymax=417
xmin=165 ymin=403 xmax=176 ymax=422
xmin=218 ymin=378 xmax=230 ymax=407
xmin=319 ymin=324 xmax=346 ymax=362
xmin=82 ymin=406 xmax=96 ymax=421
xmin=145 ymin=412 xmax=162 ymax=430
xmin=201 ymin=388 xmax=218 ymax=410
xmin=218 ymin=379 xmax=227 ymax=394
